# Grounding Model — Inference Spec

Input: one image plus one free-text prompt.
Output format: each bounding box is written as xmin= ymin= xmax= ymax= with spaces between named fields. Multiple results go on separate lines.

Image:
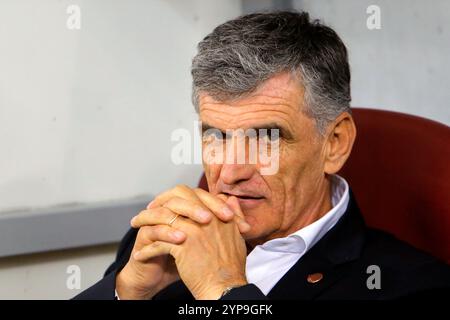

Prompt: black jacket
xmin=74 ymin=193 xmax=450 ymax=300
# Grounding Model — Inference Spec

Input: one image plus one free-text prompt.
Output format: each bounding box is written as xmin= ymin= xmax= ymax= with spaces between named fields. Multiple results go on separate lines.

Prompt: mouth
xmin=221 ymin=192 xmax=265 ymax=209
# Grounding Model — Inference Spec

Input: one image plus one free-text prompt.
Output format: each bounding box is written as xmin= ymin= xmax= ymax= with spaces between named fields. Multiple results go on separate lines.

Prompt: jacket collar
xmin=267 ymin=190 xmax=366 ymax=299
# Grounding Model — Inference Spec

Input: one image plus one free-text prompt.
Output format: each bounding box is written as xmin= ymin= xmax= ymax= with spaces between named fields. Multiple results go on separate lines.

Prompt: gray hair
xmin=191 ymin=11 xmax=351 ymax=134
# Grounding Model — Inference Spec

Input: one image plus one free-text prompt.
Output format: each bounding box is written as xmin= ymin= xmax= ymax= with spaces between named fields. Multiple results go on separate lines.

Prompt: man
xmin=75 ymin=11 xmax=450 ymax=300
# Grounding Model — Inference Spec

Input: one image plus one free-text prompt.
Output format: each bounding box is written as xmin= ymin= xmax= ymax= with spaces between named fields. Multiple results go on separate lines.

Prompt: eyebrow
xmin=201 ymin=122 xmax=293 ymax=140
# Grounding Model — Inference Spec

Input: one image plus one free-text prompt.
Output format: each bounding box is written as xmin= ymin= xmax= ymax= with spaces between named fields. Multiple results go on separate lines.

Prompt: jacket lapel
xmin=267 ymin=192 xmax=366 ymax=299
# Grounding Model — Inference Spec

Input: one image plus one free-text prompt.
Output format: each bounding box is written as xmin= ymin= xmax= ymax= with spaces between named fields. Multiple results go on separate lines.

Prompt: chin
xmin=240 ymin=206 xmax=276 ymax=240
xmin=241 ymin=218 xmax=259 ymax=240
xmin=241 ymin=221 xmax=269 ymax=242
xmin=243 ymin=230 xmax=274 ymax=248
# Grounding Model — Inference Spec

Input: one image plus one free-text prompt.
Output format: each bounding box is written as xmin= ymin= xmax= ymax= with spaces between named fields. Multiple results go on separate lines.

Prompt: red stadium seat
xmin=198 ymin=108 xmax=450 ymax=263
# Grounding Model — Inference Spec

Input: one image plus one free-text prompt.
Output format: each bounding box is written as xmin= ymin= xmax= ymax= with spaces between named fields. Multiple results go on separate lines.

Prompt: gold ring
xmin=168 ymin=214 xmax=179 ymax=227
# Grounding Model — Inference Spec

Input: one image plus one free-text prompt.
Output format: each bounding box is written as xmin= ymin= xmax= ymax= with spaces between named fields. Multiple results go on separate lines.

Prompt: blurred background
xmin=0 ymin=0 xmax=449 ymax=299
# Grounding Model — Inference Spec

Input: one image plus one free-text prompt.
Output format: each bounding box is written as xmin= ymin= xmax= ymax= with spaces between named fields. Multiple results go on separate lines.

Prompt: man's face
xmin=199 ymin=72 xmax=330 ymax=244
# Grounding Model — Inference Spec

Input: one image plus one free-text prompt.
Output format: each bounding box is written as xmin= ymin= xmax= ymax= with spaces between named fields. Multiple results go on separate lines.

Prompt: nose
xmin=216 ymin=131 xmax=257 ymax=185
xmin=219 ymin=162 xmax=255 ymax=185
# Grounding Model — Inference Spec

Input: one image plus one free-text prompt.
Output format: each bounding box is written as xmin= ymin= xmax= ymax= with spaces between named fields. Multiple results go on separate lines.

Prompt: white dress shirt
xmin=245 ymin=174 xmax=350 ymax=295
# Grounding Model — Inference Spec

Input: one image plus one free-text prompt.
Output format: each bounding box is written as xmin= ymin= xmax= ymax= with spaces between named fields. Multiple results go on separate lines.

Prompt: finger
xmin=138 ymin=225 xmax=186 ymax=244
xmin=195 ymin=189 xmax=250 ymax=232
xmin=210 ymin=193 xmax=250 ymax=230
xmin=134 ymin=241 xmax=178 ymax=261
xmin=214 ymin=194 xmax=251 ymax=232
xmin=195 ymin=188 xmax=250 ymax=231
xmin=147 ymin=184 xmax=202 ymax=209
xmin=226 ymin=196 xmax=244 ymax=218
xmin=224 ymin=196 xmax=251 ymax=233
xmin=216 ymin=193 xmax=229 ymax=203
xmin=226 ymin=196 xmax=251 ymax=233
xmin=131 ymin=207 xmax=187 ymax=228
xmin=162 ymin=196 xmax=212 ymax=224
xmin=193 ymin=188 xmax=235 ymax=221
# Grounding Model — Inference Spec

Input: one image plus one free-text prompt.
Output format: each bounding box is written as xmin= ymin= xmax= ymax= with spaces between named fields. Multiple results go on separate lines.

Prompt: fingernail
xmin=133 ymin=251 xmax=140 ymax=259
xmin=240 ymin=221 xmax=251 ymax=232
xmin=171 ymin=230 xmax=185 ymax=240
xmin=196 ymin=209 xmax=211 ymax=222
xmin=130 ymin=216 xmax=137 ymax=226
xmin=222 ymin=207 xmax=234 ymax=219
xmin=146 ymin=200 xmax=154 ymax=209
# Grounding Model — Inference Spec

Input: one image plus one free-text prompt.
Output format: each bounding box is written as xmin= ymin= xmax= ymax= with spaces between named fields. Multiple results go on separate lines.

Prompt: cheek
xmin=249 ymin=178 xmax=286 ymax=229
xmin=262 ymin=144 xmax=315 ymax=220
xmin=278 ymin=137 xmax=323 ymax=180
xmin=266 ymin=177 xmax=286 ymax=209
xmin=272 ymin=147 xmax=304 ymax=200
xmin=243 ymin=203 xmax=280 ymax=239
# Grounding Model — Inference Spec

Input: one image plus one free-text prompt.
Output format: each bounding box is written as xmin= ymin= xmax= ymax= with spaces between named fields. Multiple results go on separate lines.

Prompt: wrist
xmin=196 ymin=279 xmax=248 ymax=300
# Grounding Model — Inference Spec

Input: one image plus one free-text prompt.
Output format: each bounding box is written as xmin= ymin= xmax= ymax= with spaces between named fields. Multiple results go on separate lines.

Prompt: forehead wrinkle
xmin=200 ymin=100 xmax=300 ymax=115
xmin=240 ymin=92 xmax=303 ymax=107
xmin=232 ymin=109 xmax=296 ymax=133
xmin=200 ymin=95 xmax=301 ymax=112
xmin=199 ymin=82 xmax=304 ymax=133
xmin=200 ymin=101 xmax=296 ymax=117
xmin=198 ymin=71 xmax=304 ymax=111
xmin=201 ymin=106 xmax=297 ymax=134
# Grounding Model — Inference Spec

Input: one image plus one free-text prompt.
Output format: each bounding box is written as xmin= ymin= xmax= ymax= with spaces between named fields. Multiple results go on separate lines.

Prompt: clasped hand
xmin=116 ymin=185 xmax=250 ymax=300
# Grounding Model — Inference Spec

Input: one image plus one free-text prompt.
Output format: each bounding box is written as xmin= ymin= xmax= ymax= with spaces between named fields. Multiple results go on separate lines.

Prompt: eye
xmin=258 ymin=129 xmax=280 ymax=143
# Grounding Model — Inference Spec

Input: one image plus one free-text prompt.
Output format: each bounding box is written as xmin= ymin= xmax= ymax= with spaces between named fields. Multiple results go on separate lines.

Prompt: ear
xmin=323 ymin=112 xmax=357 ymax=175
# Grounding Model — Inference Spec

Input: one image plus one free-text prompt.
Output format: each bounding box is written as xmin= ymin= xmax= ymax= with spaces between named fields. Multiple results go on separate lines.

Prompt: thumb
xmin=226 ymin=196 xmax=251 ymax=233
xmin=226 ymin=196 xmax=244 ymax=219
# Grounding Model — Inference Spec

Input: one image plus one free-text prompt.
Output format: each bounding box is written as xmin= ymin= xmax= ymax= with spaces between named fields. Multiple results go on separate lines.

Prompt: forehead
xmin=198 ymin=72 xmax=305 ymax=129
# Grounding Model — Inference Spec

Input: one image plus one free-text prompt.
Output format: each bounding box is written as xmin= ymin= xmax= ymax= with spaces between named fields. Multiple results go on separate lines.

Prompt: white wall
xmin=294 ymin=0 xmax=450 ymax=125
xmin=0 ymin=244 xmax=117 ymax=300
xmin=0 ymin=0 xmax=241 ymax=214
xmin=0 ymin=0 xmax=241 ymax=299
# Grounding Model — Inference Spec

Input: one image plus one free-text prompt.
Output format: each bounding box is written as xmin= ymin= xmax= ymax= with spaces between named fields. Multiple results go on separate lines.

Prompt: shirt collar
xmin=258 ymin=174 xmax=350 ymax=254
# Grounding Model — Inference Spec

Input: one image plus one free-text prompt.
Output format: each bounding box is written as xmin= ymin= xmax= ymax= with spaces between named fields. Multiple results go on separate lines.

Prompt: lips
xmin=221 ymin=191 xmax=265 ymax=210
xmin=221 ymin=192 xmax=265 ymax=200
